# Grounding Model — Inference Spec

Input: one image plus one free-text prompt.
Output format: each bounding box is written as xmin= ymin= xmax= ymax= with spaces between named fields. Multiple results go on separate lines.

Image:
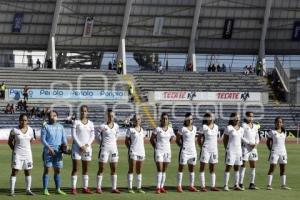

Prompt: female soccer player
xmin=266 ymin=117 xmax=291 ymax=190
xmin=125 ymin=114 xmax=146 ymax=194
xmin=150 ymin=113 xmax=175 ymax=194
xmin=8 ymin=114 xmax=35 ymax=196
xmin=223 ymin=112 xmax=244 ymax=191
xmin=70 ymin=105 xmax=95 ymax=194
xmin=197 ymin=112 xmax=220 ymax=192
xmin=176 ymin=112 xmax=198 ymax=193
xmin=95 ymin=109 xmax=120 ymax=193
xmin=239 ymin=111 xmax=260 ymax=190
xmin=41 ymin=110 xmax=68 ymax=195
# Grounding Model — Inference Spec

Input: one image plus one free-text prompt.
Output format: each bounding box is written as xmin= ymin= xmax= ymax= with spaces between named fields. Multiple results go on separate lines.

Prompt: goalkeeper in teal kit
xmin=41 ymin=110 xmax=68 ymax=195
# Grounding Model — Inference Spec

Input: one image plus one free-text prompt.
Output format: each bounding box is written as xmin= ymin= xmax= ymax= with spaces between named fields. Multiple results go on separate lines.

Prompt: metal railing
xmin=274 ymin=55 xmax=290 ymax=92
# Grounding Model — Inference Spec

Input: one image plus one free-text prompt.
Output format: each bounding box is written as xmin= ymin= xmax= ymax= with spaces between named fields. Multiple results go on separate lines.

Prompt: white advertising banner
xmin=153 ymin=91 xmax=262 ymax=102
xmin=83 ymin=16 xmax=94 ymax=37
xmin=153 ymin=17 xmax=164 ymax=36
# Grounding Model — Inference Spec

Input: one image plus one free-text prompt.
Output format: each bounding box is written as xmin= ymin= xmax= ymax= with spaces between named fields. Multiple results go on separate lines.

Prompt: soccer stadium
xmin=0 ymin=0 xmax=300 ymax=200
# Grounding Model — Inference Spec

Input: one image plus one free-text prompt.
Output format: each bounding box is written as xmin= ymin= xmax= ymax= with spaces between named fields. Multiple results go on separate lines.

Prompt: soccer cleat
xmin=26 ymin=190 xmax=35 ymax=196
xmin=189 ymin=186 xmax=199 ymax=192
xmin=266 ymin=185 xmax=273 ymax=190
xmin=200 ymin=187 xmax=208 ymax=192
xmin=239 ymin=184 xmax=245 ymax=190
xmin=136 ymin=189 xmax=146 ymax=194
xmin=111 ymin=189 xmax=121 ymax=194
xmin=160 ymin=187 xmax=167 ymax=193
xmin=8 ymin=191 xmax=15 ymax=197
xmin=281 ymin=185 xmax=291 ymax=190
xmin=70 ymin=188 xmax=77 ymax=195
xmin=56 ymin=189 xmax=66 ymax=195
xmin=43 ymin=189 xmax=50 ymax=196
xmin=224 ymin=185 xmax=230 ymax=191
xmin=82 ymin=188 xmax=93 ymax=194
xmin=128 ymin=189 xmax=135 ymax=194
xmin=176 ymin=186 xmax=183 ymax=193
xmin=249 ymin=183 xmax=259 ymax=190
xmin=155 ymin=188 xmax=161 ymax=194
xmin=95 ymin=188 xmax=103 ymax=194
xmin=234 ymin=185 xmax=244 ymax=191
xmin=211 ymin=187 xmax=220 ymax=192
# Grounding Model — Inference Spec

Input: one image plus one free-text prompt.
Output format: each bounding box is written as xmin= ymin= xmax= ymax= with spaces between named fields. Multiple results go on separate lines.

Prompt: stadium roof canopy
xmin=0 ymin=0 xmax=300 ymax=55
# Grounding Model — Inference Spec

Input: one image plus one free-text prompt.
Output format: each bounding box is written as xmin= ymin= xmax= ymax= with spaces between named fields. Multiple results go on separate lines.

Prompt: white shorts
xmin=200 ymin=149 xmax=218 ymax=164
xmin=225 ymin=151 xmax=242 ymax=166
xmin=242 ymin=147 xmax=258 ymax=162
xmin=179 ymin=151 xmax=197 ymax=165
xmin=12 ymin=154 xmax=33 ymax=170
xmin=269 ymin=152 xmax=287 ymax=164
xmin=98 ymin=148 xmax=119 ymax=163
xmin=129 ymin=153 xmax=145 ymax=161
xmin=154 ymin=150 xmax=171 ymax=163
xmin=72 ymin=146 xmax=92 ymax=161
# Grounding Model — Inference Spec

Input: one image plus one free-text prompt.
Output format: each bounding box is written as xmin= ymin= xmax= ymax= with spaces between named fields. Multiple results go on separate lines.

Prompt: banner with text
xmin=8 ymin=89 xmax=128 ymax=100
xmin=83 ymin=16 xmax=94 ymax=37
xmin=153 ymin=91 xmax=261 ymax=102
xmin=12 ymin=12 xmax=24 ymax=33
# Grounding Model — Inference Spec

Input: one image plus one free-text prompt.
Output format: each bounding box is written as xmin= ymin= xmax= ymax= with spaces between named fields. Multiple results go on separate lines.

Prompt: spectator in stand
xmin=10 ymin=104 xmax=15 ymax=114
xmin=217 ymin=64 xmax=221 ymax=72
xmin=222 ymin=64 xmax=226 ymax=72
xmin=0 ymin=82 xmax=7 ymax=99
xmin=186 ymin=62 xmax=193 ymax=71
xmin=36 ymin=59 xmax=41 ymax=68
xmin=244 ymin=65 xmax=250 ymax=75
xmin=23 ymin=86 xmax=29 ymax=101
xmin=117 ymin=59 xmax=123 ymax=74
xmin=248 ymin=65 xmax=253 ymax=74
xmin=256 ymin=62 xmax=262 ymax=76
xmin=108 ymin=61 xmax=113 ymax=70
xmin=23 ymin=100 xmax=28 ymax=112
xmin=211 ymin=64 xmax=216 ymax=72
xmin=17 ymin=100 xmax=23 ymax=111
xmin=208 ymin=64 xmax=212 ymax=72
xmin=5 ymin=103 xmax=11 ymax=114
xmin=158 ymin=64 xmax=164 ymax=74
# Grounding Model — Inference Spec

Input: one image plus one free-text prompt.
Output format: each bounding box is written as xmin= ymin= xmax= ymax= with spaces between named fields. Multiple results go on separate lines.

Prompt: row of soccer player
xmin=7 ymin=106 xmax=291 ymax=196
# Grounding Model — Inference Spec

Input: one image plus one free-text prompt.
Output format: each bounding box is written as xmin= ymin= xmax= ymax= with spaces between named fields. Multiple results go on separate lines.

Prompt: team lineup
xmin=7 ymin=105 xmax=291 ymax=196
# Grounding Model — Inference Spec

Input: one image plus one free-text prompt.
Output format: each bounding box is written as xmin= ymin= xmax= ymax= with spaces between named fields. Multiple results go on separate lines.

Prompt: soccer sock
xmin=54 ymin=174 xmax=61 ymax=190
xmin=71 ymin=175 xmax=77 ymax=189
xmin=83 ymin=175 xmax=89 ymax=189
xmin=250 ymin=168 xmax=256 ymax=184
xmin=210 ymin=173 xmax=216 ymax=187
xmin=177 ymin=172 xmax=183 ymax=187
xmin=189 ymin=172 xmax=195 ymax=187
xmin=161 ymin=172 xmax=166 ymax=188
xmin=234 ymin=171 xmax=240 ymax=186
xmin=281 ymin=175 xmax=286 ymax=186
xmin=136 ymin=174 xmax=142 ymax=189
xmin=200 ymin=172 xmax=205 ymax=187
xmin=96 ymin=175 xmax=103 ymax=189
xmin=25 ymin=176 xmax=32 ymax=191
xmin=111 ymin=175 xmax=117 ymax=190
xmin=10 ymin=176 xmax=16 ymax=193
xmin=267 ymin=175 xmax=273 ymax=186
xmin=224 ymin=172 xmax=230 ymax=186
xmin=156 ymin=172 xmax=162 ymax=188
xmin=127 ymin=173 xmax=133 ymax=189
xmin=42 ymin=174 xmax=49 ymax=189
xmin=239 ymin=167 xmax=246 ymax=184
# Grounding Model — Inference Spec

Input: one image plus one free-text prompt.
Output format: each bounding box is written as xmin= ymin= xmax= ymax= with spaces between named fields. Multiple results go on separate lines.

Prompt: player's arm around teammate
xmin=197 ymin=112 xmax=220 ymax=192
xmin=70 ymin=105 xmax=95 ymax=194
xmin=41 ymin=110 xmax=68 ymax=196
xmin=95 ymin=109 xmax=120 ymax=194
xmin=125 ymin=114 xmax=146 ymax=194
xmin=150 ymin=113 xmax=175 ymax=194
xmin=239 ymin=111 xmax=260 ymax=190
xmin=8 ymin=114 xmax=35 ymax=196
xmin=176 ymin=112 xmax=198 ymax=193
xmin=266 ymin=117 xmax=291 ymax=190
xmin=223 ymin=112 xmax=244 ymax=191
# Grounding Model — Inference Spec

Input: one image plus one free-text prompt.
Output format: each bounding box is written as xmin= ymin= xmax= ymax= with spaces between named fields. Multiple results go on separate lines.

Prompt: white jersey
xmin=153 ymin=127 xmax=175 ymax=153
xmin=200 ymin=124 xmax=219 ymax=153
xmin=268 ymin=130 xmax=286 ymax=154
xmin=224 ymin=125 xmax=244 ymax=153
xmin=9 ymin=126 xmax=34 ymax=158
xmin=72 ymin=120 xmax=95 ymax=148
xmin=179 ymin=126 xmax=197 ymax=154
xmin=242 ymin=123 xmax=259 ymax=150
xmin=96 ymin=123 xmax=119 ymax=150
xmin=126 ymin=127 xmax=145 ymax=157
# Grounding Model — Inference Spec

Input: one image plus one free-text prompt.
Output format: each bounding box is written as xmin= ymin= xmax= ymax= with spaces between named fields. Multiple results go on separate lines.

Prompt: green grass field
xmin=0 ymin=143 xmax=299 ymax=200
